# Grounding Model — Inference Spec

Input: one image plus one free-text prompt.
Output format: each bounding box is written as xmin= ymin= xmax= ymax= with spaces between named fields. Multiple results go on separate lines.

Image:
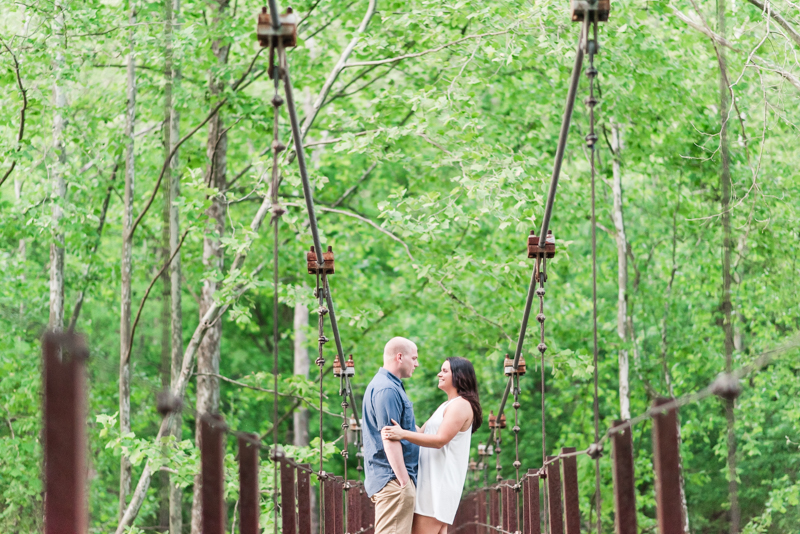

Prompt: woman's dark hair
xmin=446 ymin=357 xmax=483 ymax=433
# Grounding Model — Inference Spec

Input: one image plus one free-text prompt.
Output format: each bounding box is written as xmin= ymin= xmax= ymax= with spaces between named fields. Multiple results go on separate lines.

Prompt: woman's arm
xmin=382 ymin=400 xmax=471 ymax=449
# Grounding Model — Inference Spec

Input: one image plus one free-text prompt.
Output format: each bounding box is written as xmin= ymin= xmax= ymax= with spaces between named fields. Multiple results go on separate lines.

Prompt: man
xmin=362 ymin=337 xmax=420 ymax=534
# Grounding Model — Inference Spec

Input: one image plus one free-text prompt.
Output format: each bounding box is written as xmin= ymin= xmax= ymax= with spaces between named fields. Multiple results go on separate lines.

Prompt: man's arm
xmin=383 ymin=439 xmax=410 ymax=487
xmin=384 ymin=399 xmax=472 ymax=449
xmin=374 ymin=389 xmax=410 ymax=487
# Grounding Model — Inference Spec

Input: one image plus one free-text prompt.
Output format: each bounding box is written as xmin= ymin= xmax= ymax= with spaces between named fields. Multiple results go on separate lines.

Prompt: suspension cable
xmin=584 ymin=11 xmax=602 ymax=534
xmin=268 ymin=35 xmax=285 ymax=534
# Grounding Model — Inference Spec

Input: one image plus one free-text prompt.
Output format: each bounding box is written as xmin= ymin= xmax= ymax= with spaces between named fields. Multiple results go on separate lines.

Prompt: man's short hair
xmin=383 ymin=337 xmax=417 ymax=362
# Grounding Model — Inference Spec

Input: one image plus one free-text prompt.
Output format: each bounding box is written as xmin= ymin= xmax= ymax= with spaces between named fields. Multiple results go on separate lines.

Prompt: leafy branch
xmin=0 ymin=38 xmax=28 ymax=189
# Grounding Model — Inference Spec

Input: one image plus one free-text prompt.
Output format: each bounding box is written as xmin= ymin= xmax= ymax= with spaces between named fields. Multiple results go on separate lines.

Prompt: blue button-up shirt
xmin=362 ymin=368 xmax=419 ymax=497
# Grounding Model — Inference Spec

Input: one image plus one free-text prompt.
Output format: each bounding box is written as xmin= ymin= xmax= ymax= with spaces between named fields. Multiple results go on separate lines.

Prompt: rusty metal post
xmin=334 ymin=478 xmax=345 ymax=534
xmin=281 ymin=460 xmax=298 ymax=534
xmin=503 ymin=484 xmax=518 ymax=533
xmin=201 ymin=414 xmax=227 ymax=534
xmin=43 ymin=332 xmax=88 ymax=534
xmin=546 ymin=456 xmax=564 ymax=534
xmin=612 ymin=420 xmax=637 ymax=534
xmin=652 ymin=399 xmax=685 ymax=534
xmin=477 ymin=489 xmax=487 ymax=534
xmin=298 ymin=465 xmax=313 ymax=534
xmin=238 ymin=434 xmax=260 ymax=534
xmin=512 ymin=487 xmax=520 ymax=533
xmin=348 ymin=484 xmax=361 ymax=534
xmin=561 ymin=448 xmax=580 ymax=534
xmin=360 ymin=488 xmax=373 ymax=532
xmin=501 ymin=485 xmax=510 ymax=532
xmin=324 ymin=478 xmax=336 ymax=534
xmin=490 ymin=487 xmax=500 ymax=528
xmin=523 ymin=470 xmax=540 ymax=534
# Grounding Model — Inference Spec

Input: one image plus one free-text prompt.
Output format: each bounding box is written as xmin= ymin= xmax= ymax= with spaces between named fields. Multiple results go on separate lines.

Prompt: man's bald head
xmin=383 ymin=337 xmax=419 ymax=378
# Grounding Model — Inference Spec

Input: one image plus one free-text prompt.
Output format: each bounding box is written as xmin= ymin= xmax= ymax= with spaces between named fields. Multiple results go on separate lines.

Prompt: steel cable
xmin=584 ymin=12 xmax=602 ymax=533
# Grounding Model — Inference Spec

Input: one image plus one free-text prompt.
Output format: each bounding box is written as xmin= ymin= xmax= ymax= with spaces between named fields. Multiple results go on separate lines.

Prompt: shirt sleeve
xmin=373 ymin=388 xmax=403 ymax=431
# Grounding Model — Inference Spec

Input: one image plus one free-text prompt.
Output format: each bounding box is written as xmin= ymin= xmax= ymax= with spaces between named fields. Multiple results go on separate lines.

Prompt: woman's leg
xmin=412 ymin=514 xmax=445 ymax=534
xmin=437 ymin=522 xmax=448 ymax=534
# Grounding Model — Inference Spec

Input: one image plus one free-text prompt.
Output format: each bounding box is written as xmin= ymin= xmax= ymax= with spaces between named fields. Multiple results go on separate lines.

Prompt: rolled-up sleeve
xmin=373 ymin=388 xmax=403 ymax=435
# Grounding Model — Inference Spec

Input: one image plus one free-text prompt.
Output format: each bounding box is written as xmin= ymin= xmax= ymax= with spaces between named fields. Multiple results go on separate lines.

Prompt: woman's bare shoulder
xmin=444 ymin=397 xmax=472 ymax=418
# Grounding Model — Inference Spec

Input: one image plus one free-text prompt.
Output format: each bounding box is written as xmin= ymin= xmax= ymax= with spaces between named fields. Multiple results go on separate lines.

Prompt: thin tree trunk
xmin=293 ymin=302 xmax=310 ymax=446
xmin=610 ymin=123 xmax=630 ymax=421
xmin=293 ymin=302 xmax=318 ymax=533
xmin=50 ymin=5 xmax=67 ymax=332
xmin=190 ymin=3 xmax=230 ymax=529
xmin=166 ymin=0 xmax=184 ymax=529
xmin=717 ymin=0 xmax=739 ymax=530
xmin=659 ymin=190 xmax=691 ymax=532
xmin=119 ymin=2 xmax=137 ymax=518
xmin=159 ymin=0 xmax=173 ymax=521
xmin=16 ymin=179 xmax=26 ymax=321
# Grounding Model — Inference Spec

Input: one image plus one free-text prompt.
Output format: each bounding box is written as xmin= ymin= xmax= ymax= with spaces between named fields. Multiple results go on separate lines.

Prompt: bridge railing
xmin=41 ymin=331 xmax=374 ymax=534
xmin=453 ymin=408 xmax=683 ymax=534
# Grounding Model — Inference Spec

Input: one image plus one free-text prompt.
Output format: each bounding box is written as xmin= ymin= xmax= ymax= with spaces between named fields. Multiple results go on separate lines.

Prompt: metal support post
xmin=652 ymin=399 xmax=685 ymax=534
xmin=238 ymin=434 xmax=261 ymax=534
xmin=490 ymin=487 xmax=500 ymax=529
xmin=611 ymin=421 xmax=637 ymax=534
xmin=561 ymin=448 xmax=580 ymax=534
xmin=523 ymin=471 xmax=541 ymax=534
xmin=201 ymin=414 xmax=226 ymax=534
xmin=546 ymin=456 xmax=564 ymax=534
xmin=298 ymin=465 xmax=313 ymax=534
xmin=43 ymin=332 xmax=88 ymax=534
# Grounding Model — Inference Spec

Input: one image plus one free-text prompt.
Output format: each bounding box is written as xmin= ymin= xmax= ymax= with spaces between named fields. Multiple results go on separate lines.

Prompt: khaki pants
xmin=371 ymin=480 xmax=416 ymax=534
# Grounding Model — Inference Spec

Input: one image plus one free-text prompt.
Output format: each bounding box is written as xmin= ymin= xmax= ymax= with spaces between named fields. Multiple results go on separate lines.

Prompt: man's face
xmin=398 ymin=346 xmax=419 ymax=378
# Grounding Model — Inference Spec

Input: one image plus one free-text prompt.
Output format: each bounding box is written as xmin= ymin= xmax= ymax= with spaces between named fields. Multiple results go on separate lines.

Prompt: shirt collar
xmin=379 ymin=367 xmax=405 ymax=389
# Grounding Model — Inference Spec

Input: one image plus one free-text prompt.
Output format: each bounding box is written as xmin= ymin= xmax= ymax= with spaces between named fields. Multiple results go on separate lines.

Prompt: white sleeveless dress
xmin=414 ymin=398 xmax=472 ymax=525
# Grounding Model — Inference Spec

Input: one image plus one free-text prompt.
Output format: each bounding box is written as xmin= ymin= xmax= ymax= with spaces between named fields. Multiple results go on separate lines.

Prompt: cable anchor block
xmin=344 ymin=354 xmax=355 ymax=377
xmin=527 ymin=230 xmax=556 ymax=259
xmin=504 ymin=353 xmax=527 ymax=376
xmin=570 ymin=0 xmax=610 ymax=22
xmin=307 ymin=245 xmax=335 ymax=274
xmin=256 ymin=7 xmax=298 ymax=48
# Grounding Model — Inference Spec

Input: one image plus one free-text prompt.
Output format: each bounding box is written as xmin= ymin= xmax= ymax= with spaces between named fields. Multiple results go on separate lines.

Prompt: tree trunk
xmin=50 ymin=5 xmax=67 ymax=332
xmin=119 ymin=2 xmax=137 ymax=518
xmin=166 ymin=0 xmax=184 ymax=530
xmin=16 ymin=179 xmax=26 ymax=321
xmin=190 ymin=3 xmax=230 ymax=529
xmin=293 ymin=302 xmax=310 ymax=446
xmin=717 ymin=0 xmax=739 ymax=531
xmin=610 ymin=123 xmax=630 ymax=421
xmin=293 ymin=302 xmax=319 ymax=533
xmin=159 ymin=0 xmax=174 ymax=523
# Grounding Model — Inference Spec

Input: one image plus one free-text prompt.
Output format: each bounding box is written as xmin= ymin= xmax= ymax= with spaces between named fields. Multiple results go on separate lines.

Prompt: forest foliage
xmin=1 ymin=0 xmax=799 ymax=532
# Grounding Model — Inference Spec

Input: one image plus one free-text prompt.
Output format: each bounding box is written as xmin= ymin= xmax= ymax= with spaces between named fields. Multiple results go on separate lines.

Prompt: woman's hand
xmin=381 ymin=419 xmax=406 ymax=441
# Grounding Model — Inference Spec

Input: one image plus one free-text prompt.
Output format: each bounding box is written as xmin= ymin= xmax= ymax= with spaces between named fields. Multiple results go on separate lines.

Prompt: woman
xmin=381 ymin=357 xmax=483 ymax=534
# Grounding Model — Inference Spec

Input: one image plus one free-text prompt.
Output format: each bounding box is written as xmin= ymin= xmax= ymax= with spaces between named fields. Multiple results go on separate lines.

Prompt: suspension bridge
xmin=39 ymin=1 xmax=800 ymax=534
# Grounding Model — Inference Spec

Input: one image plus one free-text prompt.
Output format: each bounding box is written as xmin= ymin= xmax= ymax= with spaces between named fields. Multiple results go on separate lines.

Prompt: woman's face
xmin=437 ymin=360 xmax=452 ymax=391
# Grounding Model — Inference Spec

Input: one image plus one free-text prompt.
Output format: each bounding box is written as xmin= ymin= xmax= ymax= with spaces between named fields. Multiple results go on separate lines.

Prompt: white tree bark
xmin=293 ymin=302 xmax=310 ymax=446
xmin=166 ymin=0 xmax=183 ymax=531
xmin=293 ymin=302 xmax=319 ymax=531
xmin=50 ymin=5 xmax=67 ymax=331
xmin=160 ymin=0 xmax=183 ymax=526
xmin=610 ymin=124 xmax=630 ymax=420
xmin=119 ymin=2 xmax=137 ymax=517
xmin=190 ymin=4 xmax=230 ymax=529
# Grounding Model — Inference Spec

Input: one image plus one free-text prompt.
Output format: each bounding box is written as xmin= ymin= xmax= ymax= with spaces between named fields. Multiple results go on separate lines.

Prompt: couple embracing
xmin=362 ymin=337 xmax=482 ymax=534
